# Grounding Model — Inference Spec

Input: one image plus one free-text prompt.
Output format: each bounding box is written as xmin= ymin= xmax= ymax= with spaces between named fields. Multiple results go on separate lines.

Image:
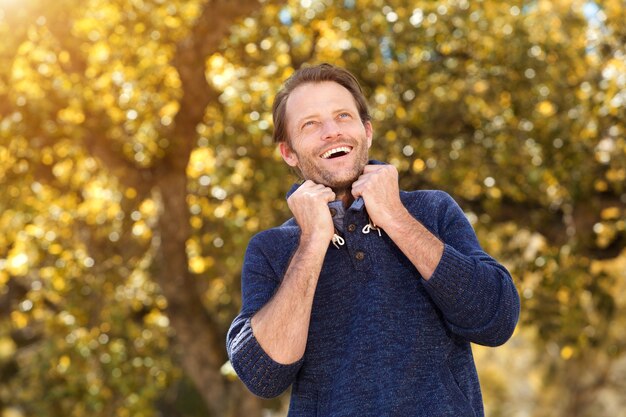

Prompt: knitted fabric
xmin=227 ymin=184 xmax=520 ymax=417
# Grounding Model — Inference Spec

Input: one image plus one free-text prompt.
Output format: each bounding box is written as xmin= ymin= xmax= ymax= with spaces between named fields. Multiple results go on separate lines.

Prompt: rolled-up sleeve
xmin=420 ymin=192 xmax=520 ymax=346
xmin=227 ymin=316 xmax=303 ymax=398
xmin=226 ymin=232 xmax=303 ymax=398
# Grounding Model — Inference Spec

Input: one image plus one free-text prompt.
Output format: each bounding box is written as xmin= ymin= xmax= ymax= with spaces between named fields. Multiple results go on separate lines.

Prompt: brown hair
xmin=271 ymin=63 xmax=371 ymax=144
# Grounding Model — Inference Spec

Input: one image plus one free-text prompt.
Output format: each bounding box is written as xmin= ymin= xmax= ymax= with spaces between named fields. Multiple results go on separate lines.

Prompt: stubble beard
xmin=296 ymin=141 xmax=369 ymax=197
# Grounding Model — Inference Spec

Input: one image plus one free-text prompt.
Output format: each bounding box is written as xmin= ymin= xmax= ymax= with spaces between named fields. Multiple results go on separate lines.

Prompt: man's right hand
xmin=251 ymin=180 xmax=335 ymax=364
xmin=287 ymin=180 xmax=336 ymax=244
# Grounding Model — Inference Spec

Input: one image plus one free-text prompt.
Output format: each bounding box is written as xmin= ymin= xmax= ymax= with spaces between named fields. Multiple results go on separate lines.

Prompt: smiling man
xmin=227 ymin=63 xmax=520 ymax=416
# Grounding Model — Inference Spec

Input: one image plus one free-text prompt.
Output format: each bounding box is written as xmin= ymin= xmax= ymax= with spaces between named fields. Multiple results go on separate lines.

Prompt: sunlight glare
xmin=0 ymin=0 xmax=21 ymax=10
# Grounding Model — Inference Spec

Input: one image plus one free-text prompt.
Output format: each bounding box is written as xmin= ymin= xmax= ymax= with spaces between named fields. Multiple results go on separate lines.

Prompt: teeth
xmin=321 ymin=146 xmax=351 ymax=159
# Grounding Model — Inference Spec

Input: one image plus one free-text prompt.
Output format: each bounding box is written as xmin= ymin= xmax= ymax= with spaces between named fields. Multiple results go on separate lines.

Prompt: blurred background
xmin=0 ymin=0 xmax=625 ymax=416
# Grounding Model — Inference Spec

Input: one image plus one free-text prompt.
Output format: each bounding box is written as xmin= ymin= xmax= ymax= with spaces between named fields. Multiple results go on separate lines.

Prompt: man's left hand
xmin=351 ymin=164 xmax=406 ymax=230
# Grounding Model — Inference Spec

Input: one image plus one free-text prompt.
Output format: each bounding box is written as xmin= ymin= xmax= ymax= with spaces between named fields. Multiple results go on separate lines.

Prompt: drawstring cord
xmin=332 ymin=232 xmax=345 ymax=249
xmin=332 ymin=218 xmax=381 ymax=249
xmin=361 ymin=220 xmax=382 ymax=236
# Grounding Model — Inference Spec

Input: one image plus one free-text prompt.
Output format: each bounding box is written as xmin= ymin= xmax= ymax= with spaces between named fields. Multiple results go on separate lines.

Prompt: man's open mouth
xmin=320 ymin=146 xmax=353 ymax=159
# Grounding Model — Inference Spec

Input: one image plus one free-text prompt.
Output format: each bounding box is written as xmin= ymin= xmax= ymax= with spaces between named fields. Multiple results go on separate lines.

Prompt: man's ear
xmin=279 ymin=141 xmax=299 ymax=167
xmin=364 ymin=121 xmax=373 ymax=149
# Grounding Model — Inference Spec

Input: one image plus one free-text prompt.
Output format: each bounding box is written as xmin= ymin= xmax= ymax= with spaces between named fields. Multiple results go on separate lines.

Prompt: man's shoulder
xmin=244 ymin=220 xmax=301 ymax=275
xmin=400 ymin=189 xmax=456 ymax=209
xmin=248 ymin=218 xmax=300 ymax=250
xmin=398 ymin=189 xmax=465 ymax=238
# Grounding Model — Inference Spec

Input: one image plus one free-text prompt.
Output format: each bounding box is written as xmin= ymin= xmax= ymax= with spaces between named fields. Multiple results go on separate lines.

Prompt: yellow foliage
xmin=139 ymin=199 xmax=157 ymax=218
xmin=188 ymin=256 xmax=206 ymax=274
xmin=601 ymin=206 xmax=621 ymax=220
xmin=385 ymin=130 xmax=397 ymax=142
xmin=412 ymin=158 xmax=426 ymax=174
xmin=57 ymin=355 xmax=71 ymax=373
xmin=473 ymin=80 xmax=489 ymax=94
xmin=6 ymin=248 xmax=29 ymax=276
xmin=51 ymin=275 xmax=66 ymax=292
xmin=10 ymin=311 xmax=28 ymax=329
xmin=158 ymin=100 xmax=179 ymax=120
xmin=560 ymin=345 xmax=574 ymax=360
xmin=1 ymin=407 xmax=24 ymax=417
xmin=0 ymin=337 xmax=17 ymax=361
xmin=144 ymin=310 xmax=169 ymax=328
xmin=58 ymin=105 xmax=86 ymax=125
xmin=0 ymin=0 xmax=625 ymax=415
xmin=536 ymin=100 xmax=556 ymax=116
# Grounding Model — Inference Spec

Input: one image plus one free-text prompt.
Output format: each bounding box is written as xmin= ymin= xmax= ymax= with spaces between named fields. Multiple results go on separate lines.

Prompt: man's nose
xmin=320 ymin=119 xmax=341 ymax=141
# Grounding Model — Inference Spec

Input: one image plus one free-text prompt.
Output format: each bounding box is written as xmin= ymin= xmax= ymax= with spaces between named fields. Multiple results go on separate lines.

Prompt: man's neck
xmin=333 ymin=188 xmax=355 ymax=208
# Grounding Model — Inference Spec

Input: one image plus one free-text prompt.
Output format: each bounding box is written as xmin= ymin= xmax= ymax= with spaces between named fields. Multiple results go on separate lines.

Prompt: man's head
xmin=272 ymin=63 xmax=372 ymax=145
xmin=272 ymin=63 xmax=373 ymax=193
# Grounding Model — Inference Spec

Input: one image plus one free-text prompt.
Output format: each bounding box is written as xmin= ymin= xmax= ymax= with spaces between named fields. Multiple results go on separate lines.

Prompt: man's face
xmin=279 ymin=81 xmax=373 ymax=191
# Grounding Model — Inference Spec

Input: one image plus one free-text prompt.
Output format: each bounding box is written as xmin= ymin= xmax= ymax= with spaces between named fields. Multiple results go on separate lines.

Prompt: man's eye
xmin=302 ymin=121 xmax=316 ymax=129
xmin=338 ymin=112 xmax=351 ymax=119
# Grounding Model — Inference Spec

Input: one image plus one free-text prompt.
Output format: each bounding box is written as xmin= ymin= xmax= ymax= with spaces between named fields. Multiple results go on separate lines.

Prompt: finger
xmin=362 ymin=164 xmax=384 ymax=174
xmin=351 ymin=182 xmax=363 ymax=199
xmin=302 ymin=180 xmax=329 ymax=188
xmin=306 ymin=186 xmax=335 ymax=201
xmin=314 ymin=184 xmax=333 ymax=193
xmin=353 ymin=171 xmax=372 ymax=184
xmin=352 ymin=174 xmax=374 ymax=191
xmin=322 ymin=191 xmax=336 ymax=202
xmin=299 ymin=182 xmax=325 ymax=195
xmin=301 ymin=180 xmax=322 ymax=189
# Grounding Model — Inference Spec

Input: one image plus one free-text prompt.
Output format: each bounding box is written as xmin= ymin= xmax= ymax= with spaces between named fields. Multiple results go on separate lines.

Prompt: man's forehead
xmin=285 ymin=81 xmax=358 ymax=121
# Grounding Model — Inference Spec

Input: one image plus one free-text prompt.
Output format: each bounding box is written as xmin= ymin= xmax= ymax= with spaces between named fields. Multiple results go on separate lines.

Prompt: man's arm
xmin=251 ymin=235 xmax=328 ymax=364
xmin=352 ymin=164 xmax=520 ymax=346
xmin=227 ymin=181 xmax=335 ymax=398
xmin=250 ymin=180 xmax=335 ymax=364
xmin=381 ymin=209 xmax=444 ymax=279
xmin=351 ymin=164 xmax=443 ymax=279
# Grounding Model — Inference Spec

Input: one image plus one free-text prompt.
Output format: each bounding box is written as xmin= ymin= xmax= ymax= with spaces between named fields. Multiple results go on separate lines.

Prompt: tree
xmin=0 ymin=0 xmax=284 ymax=416
xmin=1 ymin=0 xmax=625 ymax=416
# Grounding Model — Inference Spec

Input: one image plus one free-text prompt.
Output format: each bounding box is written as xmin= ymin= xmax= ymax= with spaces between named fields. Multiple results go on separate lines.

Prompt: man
xmin=227 ymin=63 xmax=520 ymax=416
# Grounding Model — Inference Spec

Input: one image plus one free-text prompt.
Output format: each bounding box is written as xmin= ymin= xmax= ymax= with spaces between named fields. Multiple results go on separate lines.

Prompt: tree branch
xmin=288 ymin=29 xmax=320 ymax=69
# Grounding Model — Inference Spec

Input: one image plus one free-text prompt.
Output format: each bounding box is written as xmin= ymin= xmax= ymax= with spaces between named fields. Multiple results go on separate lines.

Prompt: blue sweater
xmin=227 ymin=185 xmax=520 ymax=416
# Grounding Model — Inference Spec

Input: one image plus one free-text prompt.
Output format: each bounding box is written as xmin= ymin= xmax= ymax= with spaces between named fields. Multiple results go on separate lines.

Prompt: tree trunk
xmin=151 ymin=1 xmax=286 ymax=414
xmin=154 ymin=165 xmax=263 ymax=416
